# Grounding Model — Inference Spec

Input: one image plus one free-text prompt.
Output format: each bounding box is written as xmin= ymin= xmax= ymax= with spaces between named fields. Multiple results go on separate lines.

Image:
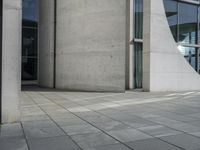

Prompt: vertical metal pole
xmin=0 ymin=0 xmax=3 ymax=123
xmin=197 ymin=7 xmax=200 ymax=73
xmin=53 ymin=0 xmax=57 ymax=88
xmin=129 ymin=0 xmax=134 ymax=89
xmin=177 ymin=2 xmax=179 ymax=43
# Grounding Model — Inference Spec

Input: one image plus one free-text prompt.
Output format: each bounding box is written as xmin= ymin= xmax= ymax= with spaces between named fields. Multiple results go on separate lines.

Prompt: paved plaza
xmin=1 ymin=90 xmax=200 ymax=150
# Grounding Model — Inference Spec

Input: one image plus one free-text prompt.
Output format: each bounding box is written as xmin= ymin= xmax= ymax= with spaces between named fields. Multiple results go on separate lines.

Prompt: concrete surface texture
xmin=1 ymin=0 xmax=21 ymax=123
xmin=1 ymin=90 xmax=200 ymax=150
xmin=143 ymin=0 xmax=200 ymax=91
xmin=55 ymin=0 xmax=126 ymax=92
xmin=39 ymin=0 xmax=55 ymax=88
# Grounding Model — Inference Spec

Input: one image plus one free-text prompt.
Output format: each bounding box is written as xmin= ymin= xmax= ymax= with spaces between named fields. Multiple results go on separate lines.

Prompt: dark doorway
xmin=22 ymin=0 xmax=38 ymax=85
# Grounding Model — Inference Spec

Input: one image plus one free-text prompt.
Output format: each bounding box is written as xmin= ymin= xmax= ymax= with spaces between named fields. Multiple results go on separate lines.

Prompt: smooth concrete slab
xmin=92 ymin=121 xmax=131 ymax=132
xmin=2 ymin=90 xmax=200 ymax=150
xmin=61 ymin=124 xmax=100 ymax=136
xmin=85 ymin=143 xmax=131 ymax=150
xmin=107 ymin=129 xmax=152 ymax=142
xmin=28 ymin=136 xmax=81 ymax=150
xmin=161 ymin=134 xmax=200 ymax=150
xmin=126 ymin=138 xmax=182 ymax=150
xmin=55 ymin=0 xmax=126 ymax=92
xmin=0 ymin=123 xmax=23 ymax=137
xmin=71 ymin=133 xmax=119 ymax=149
xmin=23 ymin=126 xmax=65 ymax=139
xmin=0 ymin=137 xmax=28 ymax=150
xmin=138 ymin=125 xmax=181 ymax=138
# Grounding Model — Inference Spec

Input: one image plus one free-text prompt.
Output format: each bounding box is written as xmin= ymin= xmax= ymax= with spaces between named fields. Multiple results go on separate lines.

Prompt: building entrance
xmin=22 ymin=0 xmax=38 ymax=85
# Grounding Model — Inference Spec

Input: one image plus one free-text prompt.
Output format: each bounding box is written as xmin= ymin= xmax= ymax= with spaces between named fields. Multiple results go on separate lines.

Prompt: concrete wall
xmin=1 ymin=0 xmax=21 ymax=123
xmin=38 ymin=0 xmax=55 ymax=88
xmin=56 ymin=0 xmax=127 ymax=92
xmin=143 ymin=0 xmax=200 ymax=91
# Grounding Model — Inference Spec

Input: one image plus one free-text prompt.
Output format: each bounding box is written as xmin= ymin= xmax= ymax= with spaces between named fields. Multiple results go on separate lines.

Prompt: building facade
xmin=1 ymin=0 xmax=200 ymax=123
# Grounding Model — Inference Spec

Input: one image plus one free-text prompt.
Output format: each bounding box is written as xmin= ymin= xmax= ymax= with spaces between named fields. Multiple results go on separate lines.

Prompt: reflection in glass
xmin=164 ymin=0 xmax=178 ymax=41
xmin=22 ymin=26 xmax=38 ymax=57
xmin=22 ymin=0 xmax=38 ymax=21
xmin=135 ymin=0 xmax=143 ymax=39
xmin=164 ymin=0 xmax=200 ymax=73
xmin=179 ymin=3 xmax=198 ymax=44
xmin=179 ymin=46 xmax=197 ymax=71
xmin=22 ymin=0 xmax=38 ymax=81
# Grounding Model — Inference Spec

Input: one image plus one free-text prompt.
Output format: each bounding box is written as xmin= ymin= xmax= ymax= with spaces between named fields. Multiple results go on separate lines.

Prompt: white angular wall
xmin=1 ymin=0 xmax=21 ymax=123
xmin=55 ymin=0 xmax=126 ymax=92
xmin=143 ymin=0 xmax=200 ymax=91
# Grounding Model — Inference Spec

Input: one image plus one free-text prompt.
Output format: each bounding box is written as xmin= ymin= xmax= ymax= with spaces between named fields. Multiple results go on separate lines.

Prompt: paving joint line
xmin=25 ymin=93 xmax=84 ymax=150
xmin=39 ymin=92 xmax=135 ymax=150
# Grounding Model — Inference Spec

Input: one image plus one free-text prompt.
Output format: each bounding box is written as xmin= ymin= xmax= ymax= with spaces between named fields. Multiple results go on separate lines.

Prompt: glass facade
xmin=22 ymin=0 xmax=38 ymax=81
xmin=135 ymin=0 xmax=143 ymax=39
xmin=164 ymin=0 xmax=200 ymax=73
xmin=164 ymin=0 xmax=178 ymax=41
xmin=134 ymin=0 xmax=143 ymax=88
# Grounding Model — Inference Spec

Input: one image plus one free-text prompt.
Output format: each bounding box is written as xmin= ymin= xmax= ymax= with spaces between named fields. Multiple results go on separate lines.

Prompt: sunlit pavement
xmin=1 ymin=90 xmax=200 ymax=150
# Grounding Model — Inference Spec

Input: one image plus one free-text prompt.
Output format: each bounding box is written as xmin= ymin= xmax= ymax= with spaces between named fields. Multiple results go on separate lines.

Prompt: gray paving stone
xmin=83 ymin=115 xmax=114 ymax=124
xmin=54 ymin=118 xmax=88 ymax=127
xmin=17 ymin=91 xmax=200 ymax=150
xmin=28 ymin=136 xmax=80 ymax=150
xmin=126 ymin=138 xmax=182 ymax=150
xmin=23 ymin=126 xmax=65 ymax=139
xmin=22 ymin=120 xmax=57 ymax=129
xmin=71 ymin=132 xmax=119 ymax=149
xmin=167 ymin=123 xmax=200 ymax=133
xmin=107 ymin=129 xmax=152 ymax=142
xmin=84 ymin=143 xmax=131 ymax=150
xmin=161 ymin=134 xmax=200 ymax=150
xmin=190 ymin=132 xmax=200 ymax=137
xmin=61 ymin=124 xmax=100 ymax=135
xmin=21 ymin=114 xmax=50 ymax=122
xmin=138 ymin=125 xmax=182 ymax=138
xmin=93 ymin=121 xmax=131 ymax=132
xmin=0 ymin=137 xmax=28 ymax=150
xmin=0 ymin=123 xmax=23 ymax=137
xmin=122 ymin=118 xmax=158 ymax=128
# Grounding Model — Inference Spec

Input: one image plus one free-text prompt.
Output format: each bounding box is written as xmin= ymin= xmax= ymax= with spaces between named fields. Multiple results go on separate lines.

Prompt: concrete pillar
xmin=56 ymin=0 xmax=127 ymax=92
xmin=38 ymin=0 xmax=55 ymax=88
xmin=1 ymin=0 xmax=21 ymax=123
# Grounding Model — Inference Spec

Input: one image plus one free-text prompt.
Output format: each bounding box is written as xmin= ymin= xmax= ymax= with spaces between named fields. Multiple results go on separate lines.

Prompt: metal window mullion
xmin=177 ymin=2 xmax=179 ymax=43
xmin=129 ymin=0 xmax=135 ymax=90
xmin=197 ymin=7 xmax=200 ymax=72
xmin=0 ymin=0 xmax=3 ymax=123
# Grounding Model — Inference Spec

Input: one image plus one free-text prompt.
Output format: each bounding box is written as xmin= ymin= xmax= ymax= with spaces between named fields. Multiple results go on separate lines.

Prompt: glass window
xmin=179 ymin=46 xmax=198 ymax=70
xmin=164 ymin=0 xmax=178 ymax=41
xmin=22 ymin=0 xmax=38 ymax=81
xmin=179 ymin=3 xmax=198 ymax=44
xmin=134 ymin=43 xmax=143 ymax=88
xmin=135 ymin=0 xmax=143 ymax=39
xmin=22 ymin=0 xmax=38 ymax=21
xmin=22 ymin=27 xmax=38 ymax=57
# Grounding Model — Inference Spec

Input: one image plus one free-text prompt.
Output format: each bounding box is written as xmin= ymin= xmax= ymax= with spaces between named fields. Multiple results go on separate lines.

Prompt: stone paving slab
xmin=1 ymin=90 xmax=200 ymax=149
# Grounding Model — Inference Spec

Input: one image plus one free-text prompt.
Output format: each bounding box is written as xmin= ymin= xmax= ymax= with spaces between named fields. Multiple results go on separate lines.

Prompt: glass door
xmin=22 ymin=0 xmax=38 ymax=85
xmin=134 ymin=43 xmax=143 ymax=88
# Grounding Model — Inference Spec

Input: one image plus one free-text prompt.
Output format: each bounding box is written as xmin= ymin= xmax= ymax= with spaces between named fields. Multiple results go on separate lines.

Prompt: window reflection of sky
xmin=22 ymin=0 xmax=38 ymax=21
